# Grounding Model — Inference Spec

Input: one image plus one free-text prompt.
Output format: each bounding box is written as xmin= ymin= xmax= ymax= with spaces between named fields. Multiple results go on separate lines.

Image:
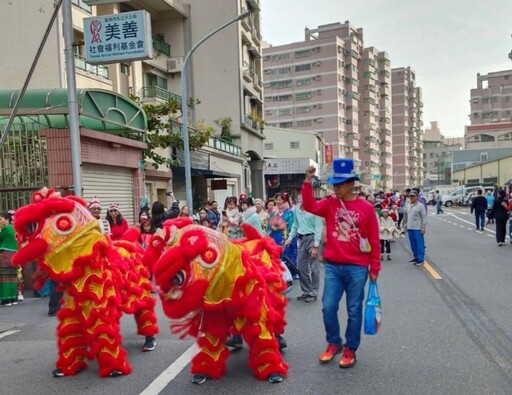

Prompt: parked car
xmin=442 ymin=186 xmax=485 ymax=207
xmin=426 ymin=192 xmax=436 ymax=205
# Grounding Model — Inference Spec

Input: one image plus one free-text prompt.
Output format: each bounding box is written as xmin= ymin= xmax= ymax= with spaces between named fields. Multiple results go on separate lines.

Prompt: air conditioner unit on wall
xmin=168 ymin=57 xmax=184 ymax=73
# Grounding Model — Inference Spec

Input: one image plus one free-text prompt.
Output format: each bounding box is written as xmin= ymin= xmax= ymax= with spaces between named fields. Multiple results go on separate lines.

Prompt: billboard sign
xmin=84 ymin=10 xmax=153 ymax=65
xmin=265 ymin=158 xmax=318 ymax=175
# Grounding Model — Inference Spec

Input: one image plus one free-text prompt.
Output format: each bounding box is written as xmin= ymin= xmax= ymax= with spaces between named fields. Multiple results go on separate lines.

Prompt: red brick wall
xmin=40 ymin=129 xmax=73 ymax=189
xmin=40 ymin=127 xmax=147 ymax=213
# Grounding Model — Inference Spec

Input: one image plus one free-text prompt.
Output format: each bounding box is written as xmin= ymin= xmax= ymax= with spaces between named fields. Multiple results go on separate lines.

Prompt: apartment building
xmin=422 ymin=121 xmax=462 ymax=186
xmin=262 ymin=21 xmax=393 ymax=189
xmin=391 ymin=67 xmax=424 ymax=190
xmin=182 ymin=0 xmax=266 ymax=200
xmin=1 ymin=0 xmax=264 ymax=213
xmin=360 ymin=46 xmax=393 ymax=188
xmin=466 ymin=69 xmax=512 ymax=149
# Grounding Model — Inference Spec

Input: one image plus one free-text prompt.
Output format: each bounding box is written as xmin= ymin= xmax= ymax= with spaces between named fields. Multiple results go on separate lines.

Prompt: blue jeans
xmin=322 ymin=262 xmax=368 ymax=351
xmin=436 ymin=201 xmax=444 ymax=214
xmin=408 ymin=229 xmax=425 ymax=262
xmin=474 ymin=211 xmax=485 ymax=229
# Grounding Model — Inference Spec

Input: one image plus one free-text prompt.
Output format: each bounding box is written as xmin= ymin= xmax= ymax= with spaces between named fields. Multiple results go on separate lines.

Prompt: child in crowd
xmin=379 ymin=208 xmax=398 ymax=261
xmin=221 ymin=196 xmax=242 ymax=239
xmin=139 ymin=220 xmax=154 ymax=249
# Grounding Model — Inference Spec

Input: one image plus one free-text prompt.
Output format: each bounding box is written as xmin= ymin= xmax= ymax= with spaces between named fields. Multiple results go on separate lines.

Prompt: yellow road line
xmin=423 ymin=261 xmax=442 ymax=280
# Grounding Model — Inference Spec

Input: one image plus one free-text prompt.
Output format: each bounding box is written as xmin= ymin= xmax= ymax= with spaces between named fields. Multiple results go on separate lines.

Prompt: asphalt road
xmin=1 ymin=207 xmax=512 ymax=394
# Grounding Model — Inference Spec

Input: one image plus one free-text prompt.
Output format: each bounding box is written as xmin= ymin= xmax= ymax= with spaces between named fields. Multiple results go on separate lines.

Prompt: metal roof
xmin=0 ymin=88 xmax=147 ymax=133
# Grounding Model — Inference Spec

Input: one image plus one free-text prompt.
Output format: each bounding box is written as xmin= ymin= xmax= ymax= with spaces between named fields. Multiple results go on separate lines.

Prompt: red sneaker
xmin=339 ymin=347 xmax=357 ymax=368
xmin=318 ymin=343 xmax=342 ymax=363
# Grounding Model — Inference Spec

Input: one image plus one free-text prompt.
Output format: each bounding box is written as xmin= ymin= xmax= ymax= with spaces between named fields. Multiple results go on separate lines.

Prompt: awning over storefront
xmin=0 ymin=88 xmax=146 ymax=133
xmin=172 ymin=166 xmax=239 ymax=179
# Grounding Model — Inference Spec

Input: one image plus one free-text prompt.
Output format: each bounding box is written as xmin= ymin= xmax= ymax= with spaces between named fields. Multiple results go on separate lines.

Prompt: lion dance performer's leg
xmin=191 ymin=313 xmax=231 ymax=379
xmin=134 ymin=299 xmax=159 ymax=337
xmin=55 ymin=299 xmax=88 ymax=376
xmin=243 ymin=301 xmax=288 ymax=380
xmin=89 ymin=305 xmax=132 ymax=377
xmin=133 ymin=270 xmax=159 ymax=337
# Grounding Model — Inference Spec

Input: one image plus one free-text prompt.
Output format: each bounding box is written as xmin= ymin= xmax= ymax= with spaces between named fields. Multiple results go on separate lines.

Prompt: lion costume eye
xmin=196 ymin=244 xmax=219 ymax=269
xmin=172 ymin=269 xmax=186 ymax=287
xmin=25 ymin=221 xmax=39 ymax=236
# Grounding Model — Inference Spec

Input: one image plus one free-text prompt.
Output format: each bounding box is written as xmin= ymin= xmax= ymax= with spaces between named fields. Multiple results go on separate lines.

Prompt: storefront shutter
xmin=82 ymin=164 xmax=135 ymax=225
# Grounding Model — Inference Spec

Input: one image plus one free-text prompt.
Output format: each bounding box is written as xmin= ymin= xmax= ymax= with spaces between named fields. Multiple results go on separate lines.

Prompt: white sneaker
xmin=17 ymin=293 xmax=24 ymax=302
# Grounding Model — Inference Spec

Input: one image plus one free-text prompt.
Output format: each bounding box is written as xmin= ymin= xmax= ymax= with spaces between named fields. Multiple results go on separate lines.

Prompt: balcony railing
xmin=139 ymin=86 xmax=182 ymax=106
xmin=170 ymin=120 xmax=242 ymax=156
xmin=74 ymin=54 xmax=109 ymax=79
xmin=72 ymin=0 xmax=91 ymax=13
xmin=243 ymin=69 xmax=253 ymax=82
xmin=205 ymin=136 xmax=242 ymax=156
xmin=152 ymin=35 xmax=171 ymax=57
xmin=243 ymin=114 xmax=263 ymax=132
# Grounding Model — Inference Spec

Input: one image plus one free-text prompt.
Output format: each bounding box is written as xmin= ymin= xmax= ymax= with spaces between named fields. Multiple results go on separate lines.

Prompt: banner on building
xmin=325 ymin=144 xmax=333 ymax=165
xmin=84 ymin=10 xmax=153 ymax=65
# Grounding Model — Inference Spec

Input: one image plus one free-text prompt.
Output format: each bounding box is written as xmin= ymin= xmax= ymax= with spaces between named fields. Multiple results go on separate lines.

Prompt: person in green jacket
xmin=0 ymin=211 xmax=18 ymax=306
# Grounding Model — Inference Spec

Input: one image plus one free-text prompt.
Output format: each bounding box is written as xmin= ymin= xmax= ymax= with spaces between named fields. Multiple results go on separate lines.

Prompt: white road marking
xmin=447 ymin=213 xmax=497 ymax=235
xmin=139 ymin=343 xmax=199 ymax=395
xmin=0 ymin=330 xmax=20 ymax=340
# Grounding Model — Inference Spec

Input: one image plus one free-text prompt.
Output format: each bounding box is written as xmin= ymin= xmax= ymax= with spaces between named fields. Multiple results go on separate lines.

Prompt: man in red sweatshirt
xmin=302 ymin=158 xmax=380 ymax=369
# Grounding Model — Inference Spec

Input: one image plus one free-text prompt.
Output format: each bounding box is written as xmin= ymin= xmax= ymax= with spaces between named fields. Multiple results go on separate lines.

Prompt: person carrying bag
xmin=364 ymin=281 xmax=382 ymax=335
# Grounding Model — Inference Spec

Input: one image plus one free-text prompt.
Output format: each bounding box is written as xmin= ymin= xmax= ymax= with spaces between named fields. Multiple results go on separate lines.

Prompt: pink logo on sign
xmin=90 ymin=20 xmax=102 ymax=43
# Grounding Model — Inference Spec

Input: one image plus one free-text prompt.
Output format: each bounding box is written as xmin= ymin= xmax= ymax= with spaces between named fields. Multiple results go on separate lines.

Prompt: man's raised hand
xmin=305 ymin=166 xmax=316 ymax=181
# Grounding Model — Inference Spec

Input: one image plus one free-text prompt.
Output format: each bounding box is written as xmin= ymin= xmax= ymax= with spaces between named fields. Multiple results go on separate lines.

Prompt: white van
xmin=441 ymin=186 xmax=485 ymax=207
xmin=427 ymin=186 xmax=457 ymax=205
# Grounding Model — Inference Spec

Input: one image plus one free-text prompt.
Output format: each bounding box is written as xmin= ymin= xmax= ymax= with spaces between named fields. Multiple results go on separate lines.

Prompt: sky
xmin=261 ymin=0 xmax=512 ymax=137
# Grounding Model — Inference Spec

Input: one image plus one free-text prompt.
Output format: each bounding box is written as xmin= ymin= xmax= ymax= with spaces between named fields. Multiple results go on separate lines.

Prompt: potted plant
xmin=249 ymin=109 xmax=264 ymax=131
xmin=215 ymin=117 xmax=233 ymax=143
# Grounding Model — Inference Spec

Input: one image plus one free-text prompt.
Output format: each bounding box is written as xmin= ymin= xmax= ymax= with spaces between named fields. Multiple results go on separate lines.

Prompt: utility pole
xmin=62 ymin=0 xmax=83 ymax=197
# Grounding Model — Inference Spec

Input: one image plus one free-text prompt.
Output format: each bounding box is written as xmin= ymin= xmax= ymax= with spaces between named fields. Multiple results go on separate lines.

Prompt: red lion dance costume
xmin=144 ymin=217 xmax=289 ymax=384
xmin=12 ymin=188 xmax=158 ymax=378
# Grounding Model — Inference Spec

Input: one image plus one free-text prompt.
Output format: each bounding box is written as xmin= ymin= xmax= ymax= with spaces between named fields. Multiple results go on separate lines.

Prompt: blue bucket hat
xmin=326 ymin=157 xmax=359 ymax=185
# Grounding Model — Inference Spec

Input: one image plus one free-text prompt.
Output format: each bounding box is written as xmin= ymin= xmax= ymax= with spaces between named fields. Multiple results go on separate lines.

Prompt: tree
xmin=129 ymin=96 xmax=212 ymax=169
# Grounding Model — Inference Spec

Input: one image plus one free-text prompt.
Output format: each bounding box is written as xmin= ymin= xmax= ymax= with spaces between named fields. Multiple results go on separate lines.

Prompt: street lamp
xmin=180 ymin=9 xmax=250 ymax=212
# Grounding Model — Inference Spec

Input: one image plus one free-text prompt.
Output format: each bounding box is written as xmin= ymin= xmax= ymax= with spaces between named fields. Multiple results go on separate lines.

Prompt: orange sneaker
xmin=318 ymin=343 xmax=342 ymax=363
xmin=339 ymin=347 xmax=357 ymax=368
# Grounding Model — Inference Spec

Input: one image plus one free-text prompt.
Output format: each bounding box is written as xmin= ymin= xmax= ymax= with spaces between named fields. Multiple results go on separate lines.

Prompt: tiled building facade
xmin=466 ymin=69 xmax=512 ymax=149
xmin=391 ymin=67 xmax=424 ymax=190
xmin=262 ymin=21 xmax=411 ymax=190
